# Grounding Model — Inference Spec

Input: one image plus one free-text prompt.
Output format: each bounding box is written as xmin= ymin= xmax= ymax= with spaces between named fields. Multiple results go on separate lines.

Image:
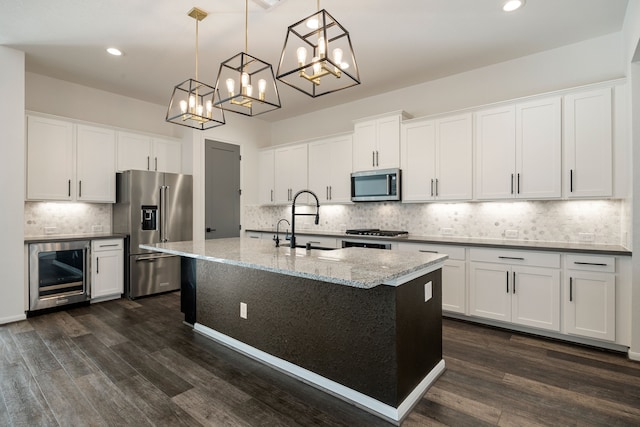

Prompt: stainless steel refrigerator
xmin=113 ymin=170 xmax=193 ymax=298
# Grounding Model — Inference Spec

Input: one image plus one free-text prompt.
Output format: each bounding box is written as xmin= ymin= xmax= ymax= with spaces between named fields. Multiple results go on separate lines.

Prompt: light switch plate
xmin=579 ymin=232 xmax=595 ymax=242
xmin=441 ymin=228 xmax=453 ymax=236
xmin=44 ymin=227 xmax=57 ymax=235
xmin=92 ymin=225 xmax=104 ymax=232
xmin=505 ymin=229 xmax=519 ymax=238
xmin=424 ymin=281 xmax=432 ymax=302
xmin=240 ymin=302 xmax=247 ymax=319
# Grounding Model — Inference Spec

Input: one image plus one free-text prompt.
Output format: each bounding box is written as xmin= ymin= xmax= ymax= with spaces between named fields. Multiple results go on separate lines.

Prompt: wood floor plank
xmin=71 ymin=313 xmax=129 ymax=348
xmin=0 ymin=326 xmax=23 ymax=364
xmin=43 ymin=335 xmax=99 ymax=379
xmin=12 ymin=330 xmax=62 ymax=377
xmin=74 ymin=372 xmax=155 ymax=426
xmin=71 ymin=333 xmax=138 ymax=383
xmin=35 ymin=368 xmax=108 ymax=426
xmin=0 ymin=358 xmax=59 ymax=426
xmin=172 ymin=387 xmax=252 ymax=427
xmin=425 ymin=384 xmax=502 ymax=424
xmin=115 ymin=374 xmax=202 ymax=427
xmin=110 ymin=341 xmax=193 ymax=398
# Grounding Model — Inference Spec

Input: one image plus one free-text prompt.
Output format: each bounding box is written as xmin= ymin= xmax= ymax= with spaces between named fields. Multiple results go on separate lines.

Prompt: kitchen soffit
xmin=0 ymin=0 xmax=629 ymax=122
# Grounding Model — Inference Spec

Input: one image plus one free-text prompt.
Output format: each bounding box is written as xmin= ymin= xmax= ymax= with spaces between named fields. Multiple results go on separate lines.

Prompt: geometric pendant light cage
xmin=276 ymin=7 xmax=360 ymax=97
xmin=214 ymin=0 xmax=281 ymax=116
xmin=166 ymin=7 xmax=226 ymax=130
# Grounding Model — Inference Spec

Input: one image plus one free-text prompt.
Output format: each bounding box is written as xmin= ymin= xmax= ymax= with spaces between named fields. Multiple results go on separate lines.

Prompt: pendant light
xmin=166 ymin=7 xmax=225 ymax=130
xmin=276 ymin=0 xmax=360 ymax=97
xmin=214 ymin=0 xmax=281 ymax=116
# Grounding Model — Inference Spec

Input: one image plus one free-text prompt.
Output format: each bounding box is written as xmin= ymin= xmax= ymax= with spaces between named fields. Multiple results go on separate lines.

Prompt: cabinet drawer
xmin=92 ymin=239 xmax=123 ymax=252
xmin=566 ymin=254 xmax=615 ymax=273
xmin=398 ymin=243 xmax=465 ymax=260
xmin=296 ymin=235 xmax=339 ymax=249
xmin=470 ymin=248 xmax=559 ymax=268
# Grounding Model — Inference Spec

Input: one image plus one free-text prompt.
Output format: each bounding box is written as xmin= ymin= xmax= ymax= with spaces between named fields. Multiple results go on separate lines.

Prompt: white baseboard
xmin=0 ymin=313 xmax=27 ymax=325
xmin=628 ymin=350 xmax=640 ymax=361
xmin=194 ymin=323 xmax=445 ymax=424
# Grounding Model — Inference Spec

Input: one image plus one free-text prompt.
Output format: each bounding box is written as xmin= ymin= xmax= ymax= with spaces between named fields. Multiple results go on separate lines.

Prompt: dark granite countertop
xmin=24 ymin=233 xmax=127 ymax=244
xmin=246 ymin=229 xmax=631 ymax=256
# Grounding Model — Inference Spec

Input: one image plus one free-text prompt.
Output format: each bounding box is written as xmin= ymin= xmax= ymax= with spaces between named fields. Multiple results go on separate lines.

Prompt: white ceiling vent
xmin=252 ymin=0 xmax=286 ymax=10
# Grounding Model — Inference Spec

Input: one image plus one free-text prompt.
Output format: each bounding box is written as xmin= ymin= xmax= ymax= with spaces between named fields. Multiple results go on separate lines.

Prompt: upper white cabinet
xmin=27 ymin=116 xmax=75 ymax=201
xmin=76 ymin=125 xmax=116 ymax=202
xmin=353 ymin=112 xmax=405 ymax=171
xmin=117 ymin=132 xmax=182 ymax=174
xmin=26 ymin=116 xmax=116 ymax=202
xmin=402 ymin=113 xmax=472 ymax=201
xmin=258 ymin=149 xmax=275 ymax=205
xmin=563 ymin=88 xmax=612 ymax=198
xmin=475 ymin=97 xmax=561 ymax=200
xmin=274 ymin=144 xmax=308 ymax=204
xmin=308 ymin=134 xmax=353 ymax=203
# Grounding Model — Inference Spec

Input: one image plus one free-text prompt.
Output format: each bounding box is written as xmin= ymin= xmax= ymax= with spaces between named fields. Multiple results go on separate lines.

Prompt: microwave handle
xmin=386 ymin=175 xmax=391 ymax=195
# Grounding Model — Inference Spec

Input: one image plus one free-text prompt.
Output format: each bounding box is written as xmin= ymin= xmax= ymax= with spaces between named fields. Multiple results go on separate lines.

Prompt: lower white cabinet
xmin=469 ymin=248 xmax=560 ymax=332
xmin=91 ymin=239 xmax=124 ymax=300
xmin=397 ymin=243 xmax=466 ymax=314
xmin=564 ymin=255 xmax=616 ymax=342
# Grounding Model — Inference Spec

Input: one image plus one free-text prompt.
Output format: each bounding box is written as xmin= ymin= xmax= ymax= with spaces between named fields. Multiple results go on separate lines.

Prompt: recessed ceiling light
xmin=252 ymin=0 xmax=286 ymax=10
xmin=106 ymin=47 xmax=123 ymax=56
xmin=503 ymin=0 xmax=525 ymax=12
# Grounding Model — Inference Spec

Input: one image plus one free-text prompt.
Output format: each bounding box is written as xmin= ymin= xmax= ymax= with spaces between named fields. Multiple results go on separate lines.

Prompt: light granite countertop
xmin=140 ymin=238 xmax=447 ymax=289
xmin=246 ymin=229 xmax=631 ymax=256
xmin=25 ymin=233 xmax=127 ymax=244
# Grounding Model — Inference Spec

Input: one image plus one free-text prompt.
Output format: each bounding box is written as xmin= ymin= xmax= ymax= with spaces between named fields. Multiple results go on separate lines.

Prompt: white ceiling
xmin=0 ymin=0 xmax=630 ymax=122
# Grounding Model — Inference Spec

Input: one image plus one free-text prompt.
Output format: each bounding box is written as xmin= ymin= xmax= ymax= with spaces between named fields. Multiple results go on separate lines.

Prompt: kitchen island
xmin=140 ymin=238 xmax=447 ymax=424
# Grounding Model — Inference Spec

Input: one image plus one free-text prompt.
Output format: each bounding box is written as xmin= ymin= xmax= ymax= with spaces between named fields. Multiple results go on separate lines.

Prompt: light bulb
xmin=296 ymin=47 xmax=307 ymax=65
xmin=258 ymin=79 xmax=267 ymax=94
xmin=188 ymin=95 xmax=196 ymax=109
xmin=318 ymin=37 xmax=326 ymax=57
xmin=179 ymin=100 xmax=188 ymax=114
xmin=312 ymin=57 xmax=322 ymax=75
xmin=206 ymin=100 xmax=212 ymax=115
xmin=306 ymin=17 xmax=319 ymax=29
xmin=332 ymin=48 xmax=343 ymax=65
xmin=340 ymin=62 xmax=350 ymax=70
xmin=226 ymin=78 xmax=235 ymax=94
xmin=241 ymin=72 xmax=249 ymax=87
xmin=246 ymin=84 xmax=253 ymax=97
xmin=196 ymin=104 xmax=203 ymax=116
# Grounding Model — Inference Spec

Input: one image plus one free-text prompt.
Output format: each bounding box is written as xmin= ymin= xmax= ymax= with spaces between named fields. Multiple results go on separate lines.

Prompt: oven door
xmin=342 ymin=240 xmax=392 ymax=250
xmin=29 ymin=240 xmax=91 ymax=311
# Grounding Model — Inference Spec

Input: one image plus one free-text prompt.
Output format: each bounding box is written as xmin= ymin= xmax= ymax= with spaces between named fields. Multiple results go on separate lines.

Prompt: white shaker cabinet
xmin=76 ymin=125 xmax=116 ymax=202
xmin=117 ymin=132 xmax=182 ymax=174
xmin=402 ymin=113 xmax=472 ymax=201
xmin=469 ymin=248 xmax=560 ymax=332
xmin=26 ymin=117 xmax=116 ymax=202
xmin=308 ymin=134 xmax=353 ymax=203
xmin=274 ymin=144 xmax=308 ymax=204
xmin=475 ymin=97 xmax=561 ymax=200
xmin=91 ymin=239 xmax=124 ymax=301
xmin=563 ymin=88 xmax=612 ymax=198
xmin=353 ymin=112 xmax=404 ymax=172
xmin=26 ymin=116 xmax=75 ymax=201
xmin=258 ymin=149 xmax=275 ymax=205
xmin=564 ymin=255 xmax=616 ymax=342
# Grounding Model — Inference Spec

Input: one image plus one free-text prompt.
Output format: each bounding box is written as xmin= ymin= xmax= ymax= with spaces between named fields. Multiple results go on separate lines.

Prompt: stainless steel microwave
xmin=351 ymin=168 xmax=401 ymax=202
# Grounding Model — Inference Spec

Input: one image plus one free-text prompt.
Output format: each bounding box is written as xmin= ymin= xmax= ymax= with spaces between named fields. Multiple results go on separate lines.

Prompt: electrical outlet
xmin=505 ymin=229 xmax=519 ymax=239
xmin=424 ymin=281 xmax=432 ymax=302
xmin=92 ymin=225 xmax=104 ymax=232
xmin=240 ymin=302 xmax=247 ymax=319
xmin=579 ymin=233 xmax=595 ymax=242
xmin=44 ymin=227 xmax=57 ymax=235
xmin=441 ymin=228 xmax=454 ymax=236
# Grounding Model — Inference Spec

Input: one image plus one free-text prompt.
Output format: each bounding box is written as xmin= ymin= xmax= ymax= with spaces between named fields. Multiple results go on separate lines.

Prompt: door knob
xmin=206 ymin=227 xmax=216 ymax=233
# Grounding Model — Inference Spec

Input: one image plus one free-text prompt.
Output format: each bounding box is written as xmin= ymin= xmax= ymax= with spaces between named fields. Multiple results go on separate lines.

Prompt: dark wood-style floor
xmin=1 ymin=292 xmax=639 ymax=426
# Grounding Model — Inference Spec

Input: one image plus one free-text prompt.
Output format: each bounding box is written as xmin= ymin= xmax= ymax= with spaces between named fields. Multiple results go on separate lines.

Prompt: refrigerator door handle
xmin=159 ymin=186 xmax=165 ymax=242
xmin=163 ymin=185 xmax=170 ymax=242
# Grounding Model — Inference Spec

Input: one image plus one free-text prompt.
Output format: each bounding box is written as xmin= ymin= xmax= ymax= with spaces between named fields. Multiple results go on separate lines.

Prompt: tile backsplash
xmin=25 ymin=202 xmax=112 ymax=237
xmin=245 ymin=200 xmax=626 ymax=246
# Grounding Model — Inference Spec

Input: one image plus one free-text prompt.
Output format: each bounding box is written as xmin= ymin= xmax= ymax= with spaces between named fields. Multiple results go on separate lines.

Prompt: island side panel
xmin=395 ymin=269 xmax=442 ymax=403
xmin=196 ymin=259 xmax=401 ymax=406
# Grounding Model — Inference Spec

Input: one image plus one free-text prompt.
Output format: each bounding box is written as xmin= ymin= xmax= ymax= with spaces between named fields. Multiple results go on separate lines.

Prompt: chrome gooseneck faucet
xmin=290 ymin=189 xmax=320 ymax=249
xmin=274 ymin=218 xmax=290 ymax=247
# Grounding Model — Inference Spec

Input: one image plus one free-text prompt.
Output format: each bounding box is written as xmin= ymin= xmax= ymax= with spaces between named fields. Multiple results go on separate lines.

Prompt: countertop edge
xmin=245 ymin=229 xmax=631 ymax=256
xmin=25 ymin=233 xmax=128 ymax=244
